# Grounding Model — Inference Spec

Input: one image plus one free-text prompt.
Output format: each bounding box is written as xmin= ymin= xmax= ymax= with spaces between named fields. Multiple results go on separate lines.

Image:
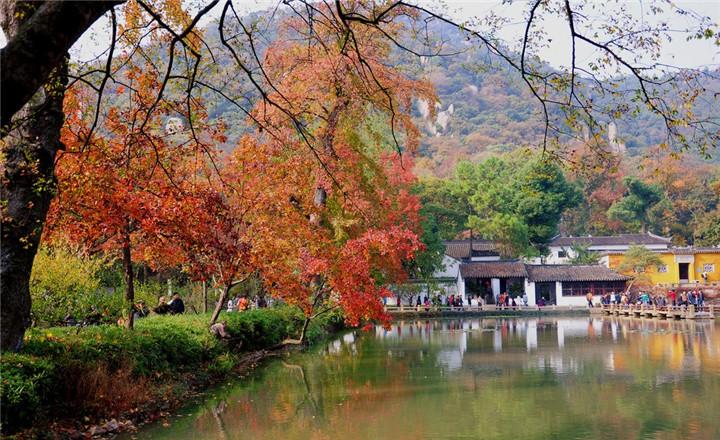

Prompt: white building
xmin=543 ymin=233 xmax=671 ymax=264
xmin=394 ymin=238 xmax=629 ymax=307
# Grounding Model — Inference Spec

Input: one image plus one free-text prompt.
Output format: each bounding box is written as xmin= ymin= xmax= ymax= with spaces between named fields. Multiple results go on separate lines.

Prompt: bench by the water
xmin=591 ymin=303 xmax=716 ymax=320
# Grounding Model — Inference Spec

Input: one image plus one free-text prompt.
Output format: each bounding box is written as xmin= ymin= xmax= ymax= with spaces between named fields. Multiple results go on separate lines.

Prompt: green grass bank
xmin=0 ymin=307 xmax=344 ymax=435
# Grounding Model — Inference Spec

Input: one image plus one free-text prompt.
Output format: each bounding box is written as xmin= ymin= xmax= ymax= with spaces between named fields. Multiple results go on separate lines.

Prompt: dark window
xmin=558 ymin=250 xmax=567 ymax=258
xmin=562 ymin=281 xmax=626 ymax=296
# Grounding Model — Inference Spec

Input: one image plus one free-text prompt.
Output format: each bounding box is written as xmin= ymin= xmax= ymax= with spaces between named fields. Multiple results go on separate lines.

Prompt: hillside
xmin=397 ymin=35 xmax=720 ymax=177
xmin=145 ymin=13 xmax=720 ymax=176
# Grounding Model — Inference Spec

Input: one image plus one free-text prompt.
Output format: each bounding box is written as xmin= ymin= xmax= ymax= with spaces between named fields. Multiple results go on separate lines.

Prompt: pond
xmin=131 ymin=317 xmax=720 ymax=439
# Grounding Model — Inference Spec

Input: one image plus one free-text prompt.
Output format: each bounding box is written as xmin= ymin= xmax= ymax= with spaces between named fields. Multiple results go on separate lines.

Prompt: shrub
xmin=0 ymin=354 xmax=57 ymax=430
xmin=2 ymin=306 xmax=344 ymax=434
xmin=30 ymin=246 xmax=103 ymax=325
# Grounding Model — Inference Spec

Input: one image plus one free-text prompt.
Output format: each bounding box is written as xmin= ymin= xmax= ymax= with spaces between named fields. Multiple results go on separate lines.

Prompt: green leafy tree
xmin=408 ymin=212 xmax=446 ymax=282
xmin=568 ymin=244 xmax=601 ymax=265
xmin=461 ymin=156 xmax=581 ymax=257
xmin=617 ymin=245 xmax=663 ymax=291
xmin=608 ymin=177 xmax=665 ymax=233
xmin=413 ymin=179 xmax=469 ymax=240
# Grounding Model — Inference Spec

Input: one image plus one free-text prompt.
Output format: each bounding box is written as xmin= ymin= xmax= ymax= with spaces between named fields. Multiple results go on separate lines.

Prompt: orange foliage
xmin=49 ymin=2 xmax=433 ymax=327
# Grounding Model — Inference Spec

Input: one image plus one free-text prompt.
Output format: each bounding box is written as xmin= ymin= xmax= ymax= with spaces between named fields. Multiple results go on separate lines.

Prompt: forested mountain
xmin=188 ymin=15 xmax=718 ymax=177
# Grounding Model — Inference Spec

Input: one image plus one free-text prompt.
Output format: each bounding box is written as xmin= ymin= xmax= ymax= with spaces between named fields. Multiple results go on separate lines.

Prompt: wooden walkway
xmin=591 ymin=303 xmax=716 ymax=320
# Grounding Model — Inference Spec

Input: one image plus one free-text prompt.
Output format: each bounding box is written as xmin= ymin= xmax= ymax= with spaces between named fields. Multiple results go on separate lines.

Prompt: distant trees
xmin=568 ymin=244 xmax=600 ymax=265
xmin=416 ymin=154 xmax=582 ymax=257
xmin=459 ymin=156 xmax=581 ymax=256
xmin=694 ymin=178 xmax=720 ymax=246
xmin=608 ymin=177 xmax=666 ymax=233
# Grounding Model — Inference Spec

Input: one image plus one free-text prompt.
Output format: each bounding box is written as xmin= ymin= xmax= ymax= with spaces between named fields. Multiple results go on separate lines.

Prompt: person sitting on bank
xmin=168 ymin=293 xmax=185 ymax=314
xmin=154 ymin=296 xmax=171 ymax=315
xmin=64 ymin=313 xmax=77 ymax=327
xmin=210 ymin=320 xmax=231 ymax=339
xmin=134 ymin=300 xmax=149 ymax=319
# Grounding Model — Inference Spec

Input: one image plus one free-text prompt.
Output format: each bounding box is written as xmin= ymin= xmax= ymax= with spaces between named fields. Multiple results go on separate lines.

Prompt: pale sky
xmin=2 ymin=0 xmax=719 ymax=69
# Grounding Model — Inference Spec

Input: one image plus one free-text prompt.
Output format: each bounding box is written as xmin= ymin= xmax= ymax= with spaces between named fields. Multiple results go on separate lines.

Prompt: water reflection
xmin=367 ymin=317 xmax=719 ymax=378
xmin=131 ymin=317 xmax=720 ymax=440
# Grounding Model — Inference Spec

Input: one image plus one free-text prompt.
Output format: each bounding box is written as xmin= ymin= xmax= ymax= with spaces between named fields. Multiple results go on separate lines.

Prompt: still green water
xmin=133 ymin=317 xmax=720 ymax=440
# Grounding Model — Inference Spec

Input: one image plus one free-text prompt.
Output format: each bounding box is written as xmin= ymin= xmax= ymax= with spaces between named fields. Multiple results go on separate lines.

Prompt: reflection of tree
xmin=210 ymin=400 xmax=229 ymax=440
xmin=282 ymin=361 xmax=319 ymax=416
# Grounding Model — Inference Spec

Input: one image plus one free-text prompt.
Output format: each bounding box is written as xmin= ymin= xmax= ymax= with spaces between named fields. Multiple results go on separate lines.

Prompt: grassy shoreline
xmin=1 ymin=307 xmax=345 ymax=437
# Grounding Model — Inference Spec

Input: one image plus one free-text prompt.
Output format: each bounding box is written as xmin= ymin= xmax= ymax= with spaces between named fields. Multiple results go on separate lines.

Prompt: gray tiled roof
xmin=444 ymin=239 xmax=499 ymax=259
xmin=459 ymin=261 xmax=528 ymax=279
xmin=526 ymin=265 xmax=631 ymax=282
xmin=550 ymin=233 xmax=670 ymax=247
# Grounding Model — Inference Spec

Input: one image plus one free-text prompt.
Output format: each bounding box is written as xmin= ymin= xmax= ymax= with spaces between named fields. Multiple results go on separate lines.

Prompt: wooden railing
xmin=594 ymin=303 xmax=715 ymax=319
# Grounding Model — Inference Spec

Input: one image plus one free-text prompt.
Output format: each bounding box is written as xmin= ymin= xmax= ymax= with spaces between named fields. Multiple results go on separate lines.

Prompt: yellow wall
xmin=607 ymin=251 xmax=720 ymax=286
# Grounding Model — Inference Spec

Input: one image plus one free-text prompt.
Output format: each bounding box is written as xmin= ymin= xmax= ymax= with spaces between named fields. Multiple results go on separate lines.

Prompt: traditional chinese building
xmin=601 ymin=247 xmax=720 ymax=286
xmin=544 ymin=233 xmax=671 ymax=264
xmin=392 ymin=238 xmax=629 ymax=306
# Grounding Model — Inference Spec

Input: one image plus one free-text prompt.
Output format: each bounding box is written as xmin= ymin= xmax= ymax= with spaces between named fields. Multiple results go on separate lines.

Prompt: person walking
xmin=237 ymin=296 xmax=249 ymax=312
xmin=586 ymin=291 xmax=594 ymax=308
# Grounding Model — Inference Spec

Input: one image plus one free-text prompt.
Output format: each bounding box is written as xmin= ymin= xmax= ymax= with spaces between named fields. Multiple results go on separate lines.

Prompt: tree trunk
xmin=0 ymin=2 xmax=68 ymax=351
xmin=298 ymin=316 xmax=312 ymax=344
xmin=202 ymin=280 xmax=208 ymax=313
xmin=210 ymin=284 xmax=231 ymax=326
xmin=624 ymin=277 xmax=636 ymax=296
xmin=0 ymin=1 xmax=121 ymax=127
xmin=122 ymin=228 xmax=135 ymax=329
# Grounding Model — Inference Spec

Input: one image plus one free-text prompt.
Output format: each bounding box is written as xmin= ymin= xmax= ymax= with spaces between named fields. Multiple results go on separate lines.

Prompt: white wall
xmin=435 ymin=255 xmax=460 ymax=278
xmin=524 ymin=279 xmax=537 ymax=306
xmin=545 ymin=246 xmax=575 ymax=264
xmin=554 ymin=281 xmax=591 ymax=307
xmin=456 ymin=275 xmax=466 ymax=300
xmin=470 ymin=255 xmax=502 ymax=262
xmin=491 ymin=278 xmax=501 ymax=298
xmin=545 ymin=242 xmax=669 ymax=265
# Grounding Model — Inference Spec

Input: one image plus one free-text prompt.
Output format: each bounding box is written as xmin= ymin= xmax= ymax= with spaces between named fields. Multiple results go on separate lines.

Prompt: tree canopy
xmin=608 ymin=177 xmax=666 ymax=233
xmin=1 ymin=0 xmax=718 ymax=350
xmin=424 ymin=154 xmax=582 ymax=257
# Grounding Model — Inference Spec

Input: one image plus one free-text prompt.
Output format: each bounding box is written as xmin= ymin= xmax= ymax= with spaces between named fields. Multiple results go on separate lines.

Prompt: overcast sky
xmin=2 ymin=0 xmax=718 ymax=69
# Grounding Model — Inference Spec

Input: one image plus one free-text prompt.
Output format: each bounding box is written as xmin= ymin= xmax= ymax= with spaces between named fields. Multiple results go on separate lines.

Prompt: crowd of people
xmin=396 ymin=292 xmax=530 ymax=310
xmin=226 ymin=295 xmax=269 ymax=312
xmin=595 ymin=289 xmax=706 ymax=308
